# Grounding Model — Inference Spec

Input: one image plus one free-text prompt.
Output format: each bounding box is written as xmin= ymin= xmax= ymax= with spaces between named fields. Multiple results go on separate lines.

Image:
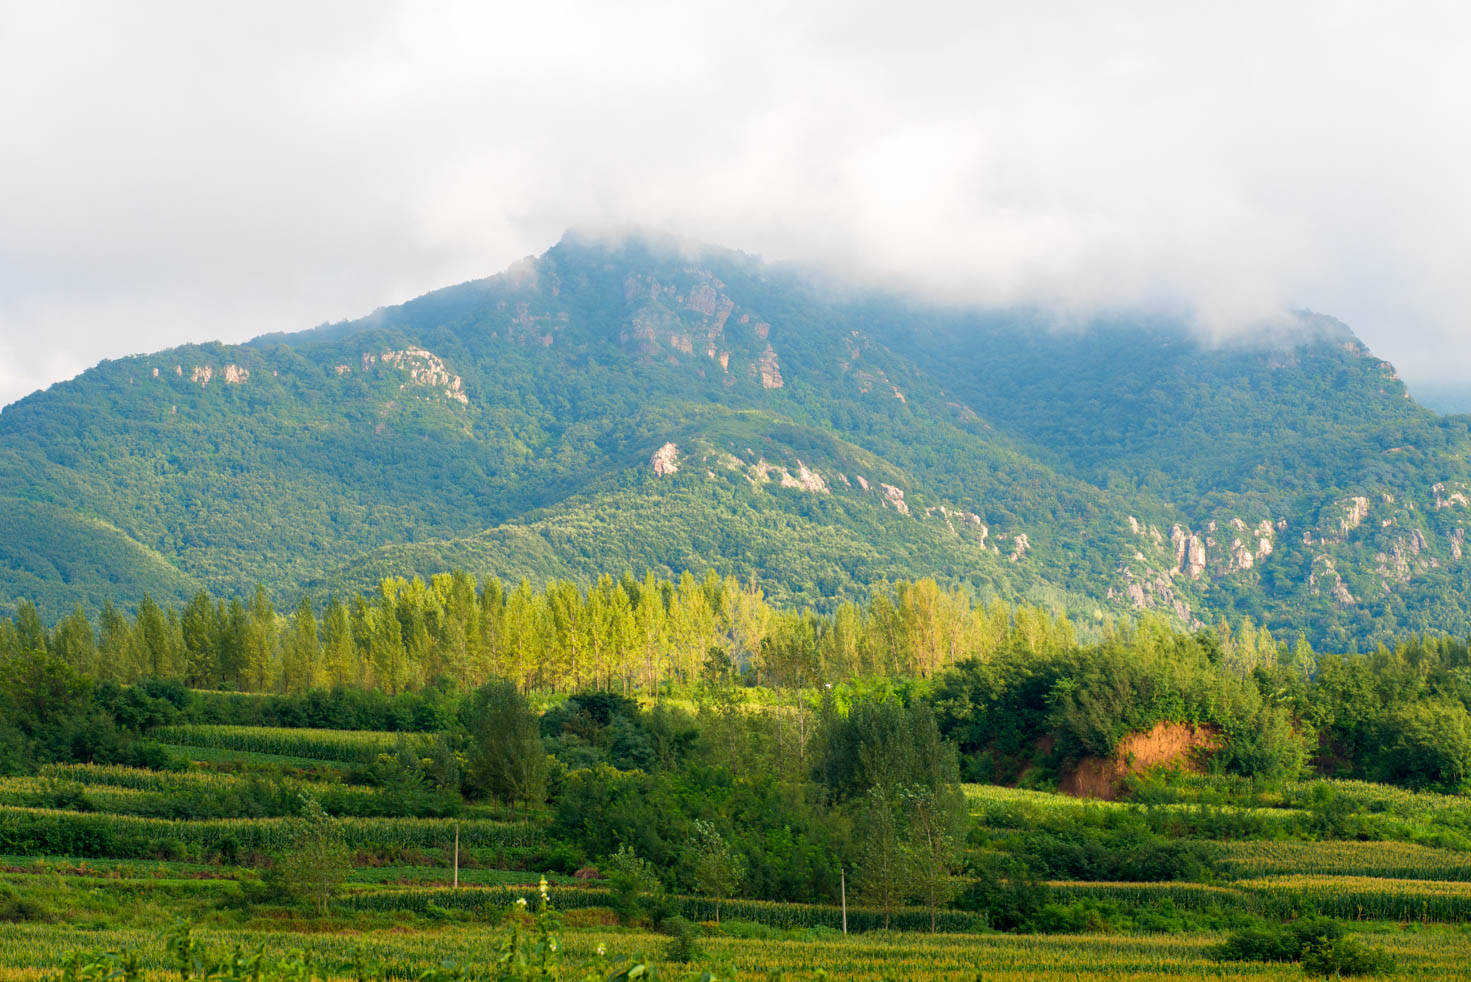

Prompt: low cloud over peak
xmin=2 ymin=2 xmax=1470 ymax=407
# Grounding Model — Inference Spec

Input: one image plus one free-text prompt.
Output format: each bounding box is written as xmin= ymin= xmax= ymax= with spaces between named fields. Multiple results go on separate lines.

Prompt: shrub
xmin=1301 ymin=937 xmax=1393 ymax=977
xmin=1215 ymin=917 xmax=1350 ymax=965
xmin=954 ymin=854 xmax=1048 ymax=931
xmin=0 ymin=885 xmax=50 ymax=923
xmin=661 ymin=915 xmax=702 ymax=963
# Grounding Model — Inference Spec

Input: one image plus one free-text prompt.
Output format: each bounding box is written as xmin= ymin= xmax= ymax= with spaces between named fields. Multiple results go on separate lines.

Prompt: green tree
xmin=852 ymin=787 xmax=913 ymax=930
xmin=134 ymin=594 xmax=176 ymax=679
xmin=463 ymin=679 xmax=548 ymax=813
xmin=684 ymin=819 xmax=745 ymax=923
xmin=903 ymin=783 xmax=967 ymax=931
xmin=180 ymin=591 xmax=219 ymax=687
xmin=1378 ymin=699 xmax=1471 ymax=789
xmin=266 ymin=796 xmax=352 ymax=915
xmin=279 ymin=599 xmax=321 ymax=694
xmin=48 ymin=605 xmax=97 ymax=678
xmin=243 ymin=586 xmax=277 ymax=691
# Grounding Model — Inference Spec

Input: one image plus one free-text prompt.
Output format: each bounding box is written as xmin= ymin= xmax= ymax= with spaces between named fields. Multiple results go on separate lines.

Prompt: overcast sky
xmin=2 ymin=1 xmax=1470 ymax=409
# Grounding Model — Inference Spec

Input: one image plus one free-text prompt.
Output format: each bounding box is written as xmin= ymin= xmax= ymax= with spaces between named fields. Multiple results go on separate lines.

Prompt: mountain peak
xmin=0 ymin=239 xmax=1465 ymax=650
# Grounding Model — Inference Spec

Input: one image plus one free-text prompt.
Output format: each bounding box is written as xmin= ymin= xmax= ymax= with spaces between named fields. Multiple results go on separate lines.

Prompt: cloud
xmin=2 ymin=1 xmax=1470 ymax=407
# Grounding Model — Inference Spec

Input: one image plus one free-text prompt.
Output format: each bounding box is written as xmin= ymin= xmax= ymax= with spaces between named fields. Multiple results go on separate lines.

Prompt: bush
xmin=1376 ymin=699 xmax=1471 ymax=790
xmin=954 ymin=854 xmax=1048 ymax=931
xmin=0 ymin=885 xmax=50 ymax=923
xmin=661 ymin=915 xmax=701 ymax=963
xmin=1007 ymin=812 xmax=1220 ymax=882
xmin=1216 ymin=925 xmax=1305 ymax=962
xmin=1301 ymin=937 xmax=1392 ymax=977
xmin=1215 ymin=917 xmax=1348 ymax=965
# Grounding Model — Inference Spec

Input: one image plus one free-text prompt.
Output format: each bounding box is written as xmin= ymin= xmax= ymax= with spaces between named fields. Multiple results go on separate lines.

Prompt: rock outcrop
xmin=651 ymin=443 xmax=680 ymax=477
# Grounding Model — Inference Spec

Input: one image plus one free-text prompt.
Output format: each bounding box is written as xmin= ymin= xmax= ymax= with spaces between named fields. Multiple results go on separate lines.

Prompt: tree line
xmin=1 ymin=572 xmax=1096 ymax=694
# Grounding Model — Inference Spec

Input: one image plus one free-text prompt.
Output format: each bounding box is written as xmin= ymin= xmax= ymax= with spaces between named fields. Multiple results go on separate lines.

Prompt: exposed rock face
xmin=780 ymin=460 xmax=828 ymax=494
xmin=1229 ymin=538 xmax=1254 ymax=571
xmin=879 ymin=483 xmax=909 ymax=515
xmin=1454 ymin=528 xmax=1466 ymax=560
xmin=1433 ymin=482 xmax=1471 ymax=510
xmin=1183 ymin=534 xmax=1207 ymax=579
xmin=1110 ymin=562 xmax=1184 ymax=615
xmin=924 ymin=505 xmax=988 ymax=544
xmin=650 ymin=442 xmax=679 ymax=477
xmin=1171 ymin=525 xmax=1188 ymax=569
xmin=1310 ymin=555 xmax=1356 ymax=605
xmin=1010 ymin=532 xmax=1031 ymax=562
xmin=1374 ymin=529 xmax=1435 ymax=588
xmin=223 ymin=364 xmax=249 ymax=384
xmin=1340 ymin=496 xmax=1371 ymax=536
xmin=374 ymin=348 xmax=469 ymax=403
xmin=755 ymin=344 xmax=783 ymax=389
xmin=854 ymin=475 xmax=870 ymax=492
xmin=191 ymin=365 xmax=213 ymax=385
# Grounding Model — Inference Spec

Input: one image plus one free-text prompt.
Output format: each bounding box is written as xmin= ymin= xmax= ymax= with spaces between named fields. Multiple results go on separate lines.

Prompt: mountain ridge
xmin=3 ymin=230 xmax=1470 ymax=648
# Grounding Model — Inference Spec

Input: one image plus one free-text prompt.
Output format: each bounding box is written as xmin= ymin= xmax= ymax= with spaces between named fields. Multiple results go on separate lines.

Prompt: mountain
xmin=3 ymin=230 xmax=1470 ymax=647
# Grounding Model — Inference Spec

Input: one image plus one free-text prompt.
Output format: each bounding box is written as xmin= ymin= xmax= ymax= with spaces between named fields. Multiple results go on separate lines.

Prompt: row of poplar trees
xmin=3 ymin=571 xmax=1087 ymax=694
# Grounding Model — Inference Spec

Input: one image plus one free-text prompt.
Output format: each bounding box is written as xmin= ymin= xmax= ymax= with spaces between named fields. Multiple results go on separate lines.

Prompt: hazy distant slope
xmin=3 ymin=231 xmax=1471 ymax=646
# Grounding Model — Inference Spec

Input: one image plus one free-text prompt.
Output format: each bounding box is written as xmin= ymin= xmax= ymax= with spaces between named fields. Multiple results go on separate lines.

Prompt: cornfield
xmin=1218 ymin=839 xmax=1471 ymax=881
xmin=3 ymin=920 xmax=1468 ymax=981
xmin=0 ymin=806 xmax=538 ymax=858
xmin=154 ymin=725 xmax=433 ymax=763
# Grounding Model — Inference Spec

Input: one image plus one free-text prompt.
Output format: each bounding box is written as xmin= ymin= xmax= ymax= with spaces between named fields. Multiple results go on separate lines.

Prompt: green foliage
xmin=0 ymin=884 xmax=51 ymax=923
xmin=1379 ymin=699 xmax=1471 ymax=789
xmin=954 ymin=854 xmax=1048 ymax=931
xmin=463 ymin=681 xmax=549 ymax=811
xmin=659 ymin=916 xmax=701 ymax=964
xmin=604 ymin=844 xmax=665 ymax=924
xmin=1300 ymin=936 xmax=1394 ymax=977
xmin=57 ymin=916 xmax=667 ymax=982
xmin=683 ymin=820 xmax=744 ymax=922
xmin=1215 ymin=917 xmax=1343 ymax=962
xmin=261 ymin=796 xmax=353 ymax=914
xmin=1000 ymin=810 xmax=1221 ymax=883
xmin=1214 ymin=916 xmax=1389 ymax=975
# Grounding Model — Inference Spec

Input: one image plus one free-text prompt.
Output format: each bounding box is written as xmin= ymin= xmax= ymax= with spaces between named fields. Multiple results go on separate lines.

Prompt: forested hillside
xmin=3 ymin=230 xmax=1470 ymax=647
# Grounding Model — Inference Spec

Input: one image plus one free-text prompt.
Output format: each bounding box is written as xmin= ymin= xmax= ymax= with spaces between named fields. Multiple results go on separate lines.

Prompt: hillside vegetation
xmin=4 ymin=232 xmax=1471 ymax=647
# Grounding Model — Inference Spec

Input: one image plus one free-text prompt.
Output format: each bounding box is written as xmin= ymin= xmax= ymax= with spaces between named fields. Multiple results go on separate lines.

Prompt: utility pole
xmin=453 ymin=823 xmax=460 ymax=889
xmin=841 ymin=867 xmax=847 ymax=935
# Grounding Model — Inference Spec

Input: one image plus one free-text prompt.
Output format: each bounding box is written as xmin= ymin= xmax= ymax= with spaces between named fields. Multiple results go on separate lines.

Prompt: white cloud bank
xmin=2 ymin=1 xmax=1470 ymax=406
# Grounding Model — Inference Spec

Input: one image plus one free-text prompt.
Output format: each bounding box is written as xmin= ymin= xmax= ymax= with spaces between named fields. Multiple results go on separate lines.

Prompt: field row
xmin=1216 ymin=839 xmax=1471 ymax=881
xmin=155 ymin=725 xmax=435 ymax=764
xmin=0 ymin=806 xmax=538 ymax=858
xmin=333 ymin=873 xmax=1471 ymax=927
xmin=3 ymin=921 xmax=1468 ymax=981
